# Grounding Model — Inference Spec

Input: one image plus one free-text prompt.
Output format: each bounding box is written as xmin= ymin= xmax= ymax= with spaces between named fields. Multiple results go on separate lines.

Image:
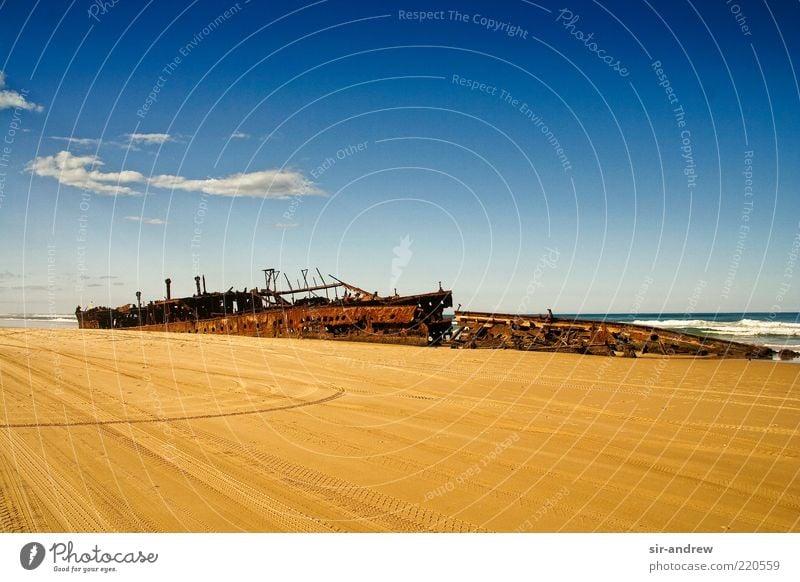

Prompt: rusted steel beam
xmin=273 ymin=282 xmax=342 ymax=295
xmin=448 ymin=310 xmax=790 ymax=360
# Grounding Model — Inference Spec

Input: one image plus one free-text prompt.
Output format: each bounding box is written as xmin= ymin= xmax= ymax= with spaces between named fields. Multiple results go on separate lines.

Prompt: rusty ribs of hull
xmin=75 ymin=273 xmax=453 ymax=346
xmin=448 ymin=311 xmax=788 ymax=359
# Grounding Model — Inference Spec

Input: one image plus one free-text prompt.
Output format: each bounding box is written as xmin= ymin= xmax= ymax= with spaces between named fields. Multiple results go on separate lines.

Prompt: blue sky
xmin=0 ymin=0 xmax=798 ymax=314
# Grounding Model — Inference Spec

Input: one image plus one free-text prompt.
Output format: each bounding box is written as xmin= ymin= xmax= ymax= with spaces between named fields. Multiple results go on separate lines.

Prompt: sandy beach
xmin=0 ymin=328 xmax=797 ymax=532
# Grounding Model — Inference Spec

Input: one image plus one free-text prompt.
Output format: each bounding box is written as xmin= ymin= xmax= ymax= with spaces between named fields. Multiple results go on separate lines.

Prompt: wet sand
xmin=0 ymin=328 xmax=798 ymax=532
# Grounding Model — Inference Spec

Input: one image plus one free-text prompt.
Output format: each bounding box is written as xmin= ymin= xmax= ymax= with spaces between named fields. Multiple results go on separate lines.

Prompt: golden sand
xmin=0 ymin=328 xmax=798 ymax=532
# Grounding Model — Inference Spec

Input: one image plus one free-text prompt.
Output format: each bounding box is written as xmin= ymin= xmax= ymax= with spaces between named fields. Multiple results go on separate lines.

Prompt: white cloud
xmin=124 ymin=216 xmax=167 ymax=225
xmin=150 ymin=169 xmax=320 ymax=198
xmin=50 ymin=136 xmax=102 ymax=147
xmin=125 ymin=132 xmax=171 ymax=145
xmin=25 ymin=151 xmax=145 ymax=195
xmin=0 ymin=91 xmax=42 ymax=112
xmin=230 ymin=131 xmax=250 ymax=139
xmin=51 ymin=135 xmax=146 ymax=152
xmin=0 ymin=71 xmax=44 ymax=112
xmin=27 ymin=150 xmax=322 ymax=198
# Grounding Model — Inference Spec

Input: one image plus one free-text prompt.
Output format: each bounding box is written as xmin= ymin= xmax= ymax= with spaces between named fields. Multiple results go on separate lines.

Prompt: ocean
xmin=0 ymin=313 xmax=77 ymax=329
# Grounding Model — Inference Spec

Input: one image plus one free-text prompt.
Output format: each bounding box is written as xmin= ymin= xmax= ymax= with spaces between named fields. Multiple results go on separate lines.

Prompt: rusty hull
xmin=447 ymin=310 xmax=791 ymax=359
xmin=76 ymin=274 xmax=453 ymax=347
xmin=75 ymin=272 xmax=794 ymax=359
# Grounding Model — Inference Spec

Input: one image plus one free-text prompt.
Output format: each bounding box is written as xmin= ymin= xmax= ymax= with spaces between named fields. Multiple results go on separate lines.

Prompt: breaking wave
xmin=0 ymin=314 xmax=75 ymax=322
xmin=0 ymin=314 xmax=76 ymax=328
xmin=631 ymin=318 xmax=800 ymax=338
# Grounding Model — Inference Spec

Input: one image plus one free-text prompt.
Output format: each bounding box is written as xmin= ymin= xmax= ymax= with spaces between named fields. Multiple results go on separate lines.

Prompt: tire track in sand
xmin=181 ymin=425 xmax=484 ymax=532
xmin=0 ymin=441 xmax=37 ymax=532
xmin=0 ymin=431 xmax=110 ymax=531
xmin=0 ymin=384 xmax=344 ymax=429
xmin=99 ymin=424 xmax=342 ymax=532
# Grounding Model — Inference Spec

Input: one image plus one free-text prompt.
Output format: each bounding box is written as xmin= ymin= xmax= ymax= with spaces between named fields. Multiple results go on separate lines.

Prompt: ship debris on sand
xmin=76 ymin=268 xmax=453 ymax=346
xmin=76 ymin=269 xmax=795 ymax=360
xmin=449 ymin=310 xmax=796 ymax=360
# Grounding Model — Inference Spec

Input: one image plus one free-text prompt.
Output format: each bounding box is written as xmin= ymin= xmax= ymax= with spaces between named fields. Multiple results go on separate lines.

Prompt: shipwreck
xmin=76 ymin=269 xmax=793 ymax=360
xmin=76 ymin=269 xmax=453 ymax=346
xmin=448 ymin=310 xmax=793 ymax=360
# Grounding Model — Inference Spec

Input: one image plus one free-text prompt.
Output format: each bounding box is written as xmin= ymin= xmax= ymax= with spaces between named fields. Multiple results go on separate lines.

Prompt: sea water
xmin=0 ymin=313 xmax=76 ymax=329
